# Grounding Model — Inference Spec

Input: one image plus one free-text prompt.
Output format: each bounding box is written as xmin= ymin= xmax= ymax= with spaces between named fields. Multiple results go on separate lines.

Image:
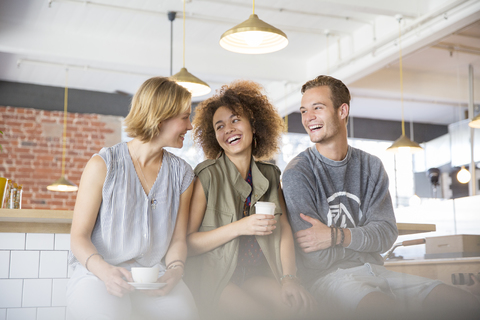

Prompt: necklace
xmin=131 ymin=144 xmax=162 ymax=210
xmin=318 ymin=151 xmax=349 ymax=228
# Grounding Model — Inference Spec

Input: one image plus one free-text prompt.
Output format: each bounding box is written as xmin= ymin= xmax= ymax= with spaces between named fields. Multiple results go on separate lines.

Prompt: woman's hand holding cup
xmin=237 ymin=202 xmax=277 ymax=236
xmin=98 ymin=264 xmax=135 ymax=298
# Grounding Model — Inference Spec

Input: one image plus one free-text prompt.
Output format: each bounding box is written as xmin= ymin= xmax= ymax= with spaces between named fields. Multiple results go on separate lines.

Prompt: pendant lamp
xmin=171 ymin=0 xmax=211 ymax=97
xmin=457 ymin=166 xmax=471 ymax=184
xmin=386 ymin=16 xmax=423 ymax=154
xmin=47 ymin=69 xmax=79 ymax=192
xmin=469 ymin=113 xmax=480 ymax=128
xmin=219 ymin=0 xmax=288 ymax=54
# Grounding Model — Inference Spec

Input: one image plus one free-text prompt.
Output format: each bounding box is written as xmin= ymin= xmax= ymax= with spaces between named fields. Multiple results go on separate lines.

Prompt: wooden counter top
xmin=397 ymin=222 xmax=436 ymax=235
xmin=385 ymin=257 xmax=480 ymax=284
xmin=0 ymin=209 xmax=437 ymax=235
xmin=0 ymin=208 xmax=73 ymax=233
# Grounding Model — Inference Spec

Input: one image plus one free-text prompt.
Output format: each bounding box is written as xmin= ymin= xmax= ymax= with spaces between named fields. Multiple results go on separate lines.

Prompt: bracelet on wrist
xmin=330 ymin=226 xmax=335 ymax=248
xmin=167 ymin=263 xmax=184 ymax=270
xmin=166 ymin=260 xmax=185 ymax=269
xmin=338 ymin=228 xmax=345 ymax=247
xmin=279 ymin=274 xmax=298 ymax=285
xmin=167 ymin=263 xmax=184 ymax=277
xmin=85 ymin=252 xmax=103 ymax=272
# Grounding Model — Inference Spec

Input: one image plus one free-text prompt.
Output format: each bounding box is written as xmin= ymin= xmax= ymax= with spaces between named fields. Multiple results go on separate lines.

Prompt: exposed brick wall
xmin=0 ymin=106 xmax=123 ymax=210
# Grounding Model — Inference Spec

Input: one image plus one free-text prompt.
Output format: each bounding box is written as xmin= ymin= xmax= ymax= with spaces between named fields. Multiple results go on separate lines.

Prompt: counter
xmin=385 ymin=257 xmax=480 ymax=284
xmin=0 ymin=208 xmax=73 ymax=233
xmin=0 ymin=209 xmax=435 ymax=235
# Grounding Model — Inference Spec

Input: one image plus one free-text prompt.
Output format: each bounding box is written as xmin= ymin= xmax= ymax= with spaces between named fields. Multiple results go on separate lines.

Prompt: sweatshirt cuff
xmin=346 ymin=227 xmax=363 ymax=251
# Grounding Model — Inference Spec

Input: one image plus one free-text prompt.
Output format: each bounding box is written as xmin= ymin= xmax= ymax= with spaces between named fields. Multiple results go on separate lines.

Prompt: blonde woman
xmin=67 ymin=77 xmax=198 ymax=320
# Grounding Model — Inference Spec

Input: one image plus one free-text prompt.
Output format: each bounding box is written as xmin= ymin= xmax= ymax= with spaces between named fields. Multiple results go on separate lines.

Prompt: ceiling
xmin=1 ymin=0 xmax=480 ymax=126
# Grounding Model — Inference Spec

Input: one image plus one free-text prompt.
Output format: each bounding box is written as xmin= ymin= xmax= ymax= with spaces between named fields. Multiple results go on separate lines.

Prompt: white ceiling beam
xmin=433 ymin=42 xmax=480 ymax=56
xmin=48 ymin=0 xmax=349 ymax=35
xmin=273 ymin=0 xmax=480 ymax=117
xmin=333 ymin=0 xmax=478 ymax=80
xmin=196 ymin=0 xmax=373 ymax=25
xmin=314 ymin=0 xmax=418 ymax=19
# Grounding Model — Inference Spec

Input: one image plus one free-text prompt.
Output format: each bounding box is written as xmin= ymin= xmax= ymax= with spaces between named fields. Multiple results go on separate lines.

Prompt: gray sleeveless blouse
xmin=69 ymin=142 xmax=194 ymax=270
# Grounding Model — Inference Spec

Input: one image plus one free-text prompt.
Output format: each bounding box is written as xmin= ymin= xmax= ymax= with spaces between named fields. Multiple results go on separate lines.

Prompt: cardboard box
xmin=425 ymin=235 xmax=480 ymax=259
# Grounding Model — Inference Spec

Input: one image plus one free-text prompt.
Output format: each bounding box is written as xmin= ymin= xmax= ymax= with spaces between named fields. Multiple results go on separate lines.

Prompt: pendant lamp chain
xmin=398 ymin=22 xmax=405 ymax=137
xmin=385 ymin=16 xmax=423 ymax=154
xmin=47 ymin=68 xmax=78 ymax=192
xmin=171 ymin=0 xmax=211 ymax=97
xmin=182 ymin=0 xmax=185 ymax=68
xmin=61 ymin=69 xmax=68 ymax=177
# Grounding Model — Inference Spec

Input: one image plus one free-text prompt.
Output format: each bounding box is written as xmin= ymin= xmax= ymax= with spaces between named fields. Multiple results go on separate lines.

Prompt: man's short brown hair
xmin=301 ymin=75 xmax=351 ymax=109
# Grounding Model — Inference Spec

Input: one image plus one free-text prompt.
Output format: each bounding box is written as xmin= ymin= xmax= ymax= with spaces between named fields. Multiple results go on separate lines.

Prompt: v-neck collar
xmin=125 ymin=142 xmax=165 ymax=198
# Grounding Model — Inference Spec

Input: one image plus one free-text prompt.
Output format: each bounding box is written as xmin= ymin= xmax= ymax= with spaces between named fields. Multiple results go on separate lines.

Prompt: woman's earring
xmin=253 ymin=135 xmax=257 ymax=149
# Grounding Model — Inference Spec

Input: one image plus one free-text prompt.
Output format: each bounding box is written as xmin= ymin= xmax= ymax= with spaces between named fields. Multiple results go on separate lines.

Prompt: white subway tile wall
xmin=39 ymin=251 xmax=67 ymax=278
xmin=6 ymin=307 xmax=36 ymax=320
xmin=52 ymin=280 xmax=68 ymax=307
xmin=26 ymin=234 xmax=54 ymax=251
xmin=23 ymin=279 xmax=53 ymax=307
xmin=37 ymin=307 xmax=66 ymax=320
xmin=0 ymin=234 xmax=25 ymax=250
xmin=0 ymin=252 xmax=9 ymax=278
xmin=0 ymin=233 xmax=70 ymax=320
xmin=9 ymin=251 xmax=39 ymax=279
xmin=54 ymin=235 xmax=71 ymax=251
xmin=0 ymin=280 xmax=23 ymax=308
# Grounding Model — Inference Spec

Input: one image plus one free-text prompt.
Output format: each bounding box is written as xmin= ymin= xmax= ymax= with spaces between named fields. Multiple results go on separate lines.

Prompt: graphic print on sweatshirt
xmin=326 ymin=191 xmax=362 ymax=228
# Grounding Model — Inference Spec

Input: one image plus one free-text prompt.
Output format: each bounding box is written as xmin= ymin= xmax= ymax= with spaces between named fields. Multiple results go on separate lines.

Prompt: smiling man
xmin=282 ymin=75 xmax=480 ymax=319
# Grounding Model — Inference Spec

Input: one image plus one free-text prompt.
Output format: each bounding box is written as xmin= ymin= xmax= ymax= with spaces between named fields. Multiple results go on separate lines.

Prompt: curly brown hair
xmin=193 ymin=80 xmax=285 ymax=160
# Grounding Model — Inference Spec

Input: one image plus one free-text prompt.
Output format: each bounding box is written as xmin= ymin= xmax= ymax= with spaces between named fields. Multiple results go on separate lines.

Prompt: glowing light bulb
xmin=457 ymin=166 xmax=471 ymax=184
xmin=409 ymin=194 xmax=421 ymax=206
xmin=398 ymin=146 xmax=411 ymax=154
xmin=243 ymin=31 xmax=264 ymax=47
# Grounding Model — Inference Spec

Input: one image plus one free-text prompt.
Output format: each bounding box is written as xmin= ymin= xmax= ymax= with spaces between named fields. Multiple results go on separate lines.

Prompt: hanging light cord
xmin=61 ymin=69 xmax=68 ymax=177
xmin=284 ymin=83 xmax=288 ymax=132
xmin=326 ymin=33 xmax=330 ymax=75
xmin=398 ymin=20 xmax=405 ymax=137
xmin=182 ymin=0 xmax=186 ymax=68
xmin=252 ymin=0 xmax=255 ymax=15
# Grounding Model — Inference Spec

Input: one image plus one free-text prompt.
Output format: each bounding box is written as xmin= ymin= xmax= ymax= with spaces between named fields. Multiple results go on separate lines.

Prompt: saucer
xmin=128 ymin=282 xmax=167 ymax=290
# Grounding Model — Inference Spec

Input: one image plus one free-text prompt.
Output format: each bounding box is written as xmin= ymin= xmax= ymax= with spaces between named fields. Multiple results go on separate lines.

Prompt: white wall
xmin=0 ymin=233 xmax=71 ymax=320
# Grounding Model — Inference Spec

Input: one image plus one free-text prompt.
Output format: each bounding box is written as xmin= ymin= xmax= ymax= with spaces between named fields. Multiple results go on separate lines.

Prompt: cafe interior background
xmin=0 ymin=0 xmax=480 ymax=319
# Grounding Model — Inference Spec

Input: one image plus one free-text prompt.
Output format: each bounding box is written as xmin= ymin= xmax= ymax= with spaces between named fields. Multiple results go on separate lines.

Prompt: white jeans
xmin=310 ymin=263 xmax=443 ymax=314
xmin=66 ymin=265 xmax=199 ymax=320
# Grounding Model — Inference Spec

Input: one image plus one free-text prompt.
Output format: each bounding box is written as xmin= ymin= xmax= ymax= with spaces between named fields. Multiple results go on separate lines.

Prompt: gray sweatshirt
xmin=282 ymin=146 xmax=398 ymax=285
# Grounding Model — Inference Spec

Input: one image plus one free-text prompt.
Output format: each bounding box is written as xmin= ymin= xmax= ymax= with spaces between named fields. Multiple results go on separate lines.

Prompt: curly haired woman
xmin=185 ymin=80 xmax=316 ymax=320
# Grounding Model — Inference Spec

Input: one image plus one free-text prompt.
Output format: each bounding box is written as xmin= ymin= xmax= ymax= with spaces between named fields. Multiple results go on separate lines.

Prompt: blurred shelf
xmin=397 ymin=222 xmax=436 ymax=235
xmin=0 ymin=208 xmax=73 ymax=233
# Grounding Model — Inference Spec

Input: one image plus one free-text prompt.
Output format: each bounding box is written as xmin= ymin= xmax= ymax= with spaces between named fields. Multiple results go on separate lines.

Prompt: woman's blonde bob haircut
xmin=124 ymin=77 xmax=192 ymax=142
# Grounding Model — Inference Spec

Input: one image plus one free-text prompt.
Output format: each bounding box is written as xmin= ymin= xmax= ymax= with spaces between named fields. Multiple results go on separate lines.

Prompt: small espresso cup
xmin=255 ymin=201 xmax=276 ymax=215
xmin=131 ymin=266 xmax=160 ymax=283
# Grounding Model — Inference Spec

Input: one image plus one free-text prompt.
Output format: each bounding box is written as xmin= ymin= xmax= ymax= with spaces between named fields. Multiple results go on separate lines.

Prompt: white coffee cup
xmin=255 ymin=201 xmax=276 ymax=215
xmin=131 ymin=266 xmax=160 ymax=283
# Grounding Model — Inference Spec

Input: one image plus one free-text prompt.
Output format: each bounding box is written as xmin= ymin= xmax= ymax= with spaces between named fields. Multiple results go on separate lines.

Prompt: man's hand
xmin=294 ymin=213 xmax=331 ymax=253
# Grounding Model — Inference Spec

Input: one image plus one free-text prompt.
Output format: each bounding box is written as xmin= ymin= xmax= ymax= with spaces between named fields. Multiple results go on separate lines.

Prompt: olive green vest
xmin=185 ymin=153 xmax=283 ymax=315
